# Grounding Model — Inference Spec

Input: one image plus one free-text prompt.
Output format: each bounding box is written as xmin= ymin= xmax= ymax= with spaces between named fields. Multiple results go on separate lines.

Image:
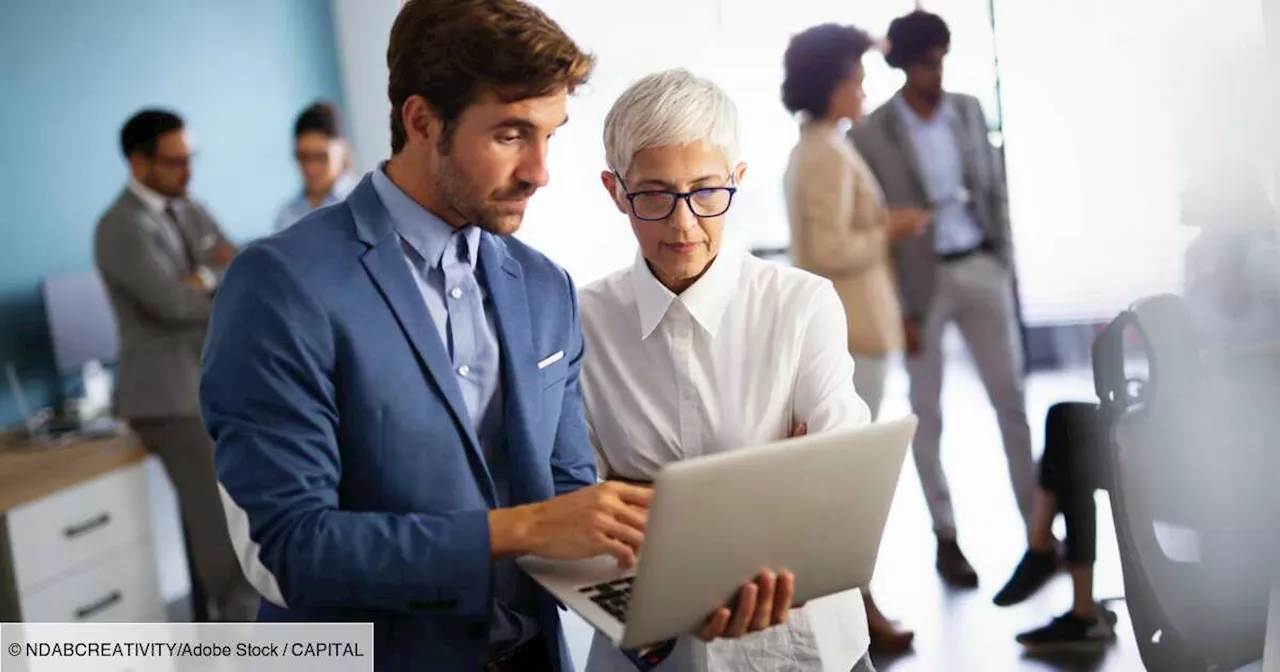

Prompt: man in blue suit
xmin=199 ymin=2 xmax=657 ymax=670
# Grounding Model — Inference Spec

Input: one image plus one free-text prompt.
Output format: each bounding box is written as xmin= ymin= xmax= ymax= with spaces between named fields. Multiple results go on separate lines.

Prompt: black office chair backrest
xmin=1097 ymin=295 xmax=1271 ymax=671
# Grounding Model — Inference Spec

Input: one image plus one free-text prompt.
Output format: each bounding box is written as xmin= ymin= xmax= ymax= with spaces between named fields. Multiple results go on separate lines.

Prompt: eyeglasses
xmin=294 ymin=149 xmax=332 ymax=165
xmin=152 ymin=153 xmax=194 ymax=170
xmin=615 ymin=173 xmax=737 ymax=222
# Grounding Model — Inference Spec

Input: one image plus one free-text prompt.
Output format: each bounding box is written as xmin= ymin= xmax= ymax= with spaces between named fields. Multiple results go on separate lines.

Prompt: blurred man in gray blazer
xmin=93 ymin=109 xmax=257 ymax=621
xmin=852 ymin=11 xmax=1037 ymax=589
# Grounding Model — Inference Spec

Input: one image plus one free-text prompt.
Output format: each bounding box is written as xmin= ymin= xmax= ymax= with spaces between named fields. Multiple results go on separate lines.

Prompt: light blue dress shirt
xmin=369 ymin=166 xmax=537 ymax=655
xmin=274 ymin=172 xmax=359 ymax=232
xmin=894 ymin=93 xmax=986 ymax=255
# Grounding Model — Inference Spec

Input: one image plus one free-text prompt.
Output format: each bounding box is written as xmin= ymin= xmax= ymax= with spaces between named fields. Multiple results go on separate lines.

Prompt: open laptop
xmin=518 ymin=415 xmax=917 ymax=651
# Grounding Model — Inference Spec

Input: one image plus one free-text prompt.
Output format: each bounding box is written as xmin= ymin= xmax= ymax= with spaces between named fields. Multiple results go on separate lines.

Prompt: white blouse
xmin=578 ymin=246 xmax=872 ymax=672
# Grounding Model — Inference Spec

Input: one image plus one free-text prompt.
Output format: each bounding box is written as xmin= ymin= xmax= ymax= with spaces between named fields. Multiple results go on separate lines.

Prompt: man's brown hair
xmin=387 ymin=0 xmax=595 ymax=154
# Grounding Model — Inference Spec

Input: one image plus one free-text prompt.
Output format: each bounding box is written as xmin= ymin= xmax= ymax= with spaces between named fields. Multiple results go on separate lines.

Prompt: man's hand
xmin=489 ymin=481 xmax=651 ymax=569
xmin=696 ymin=570 xmax=796 ymax=642
xmin=887 ymin=208 xmax=930 ymax=240
xmin=211 ymin=242 xmax=236 ymax=267
xmin=903 ymin=319 xmax=923 ymax=357
xmin=183 ymin=273 xmax=209 ymax=292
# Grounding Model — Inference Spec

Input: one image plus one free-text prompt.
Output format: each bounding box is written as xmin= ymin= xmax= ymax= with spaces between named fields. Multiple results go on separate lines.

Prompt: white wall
xmin=521 ymin=0 xmax=992 ymax=286
xmin=325 ymin=0 xmax=1000 ymax=288
xmin=330 ymin=0 xmax=401 ymax=174
xmin=1266 ymin=0 xmax=1280 ymax=201
xmin=995 ymin=0 xmax=1271 ymax=324
xmin=325 ymin=0 xmax=1276 ymax=323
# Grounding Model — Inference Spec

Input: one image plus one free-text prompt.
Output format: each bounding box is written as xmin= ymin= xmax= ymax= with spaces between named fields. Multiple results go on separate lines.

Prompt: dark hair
xmin=120 ymin=109 xmax=184 ymax=158
xmin=885 ymin=10 xmax=951 ymax=69
xmin=294 ymin=101 xmax=342 ymax=140
xmin=781 ymin=23 xmax=873 ymax=118
xmin=386 ymin=0 xmax=595 ymax=154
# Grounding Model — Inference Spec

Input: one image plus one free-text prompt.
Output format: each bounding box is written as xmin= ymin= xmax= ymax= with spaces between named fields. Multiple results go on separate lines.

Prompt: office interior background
xmin=0 ymin=0 xmax=1277 ymax=670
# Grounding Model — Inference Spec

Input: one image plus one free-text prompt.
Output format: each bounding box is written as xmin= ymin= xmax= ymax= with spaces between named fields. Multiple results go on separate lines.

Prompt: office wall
xmin=995 ymin=0 xmax=1270 ymax=324
xmin=322 ymin=0 xmax=1001 ymax=287
xmin=0 ymin=0 xmax=345 ymax=425
xmin=520 ymin=0 xmax=969 ymax=285
xmin=331 ymin=0 xmax=401 ymax=175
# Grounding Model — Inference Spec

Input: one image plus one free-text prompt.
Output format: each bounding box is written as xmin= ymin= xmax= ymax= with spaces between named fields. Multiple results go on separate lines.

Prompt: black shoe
xmin=936 ymin=538 xmax=979 ymax=588
xmin=1016 ymin=607 xmax=1117 ymax=653
xmin=993 ymin=548 xmax=1061 ymax=606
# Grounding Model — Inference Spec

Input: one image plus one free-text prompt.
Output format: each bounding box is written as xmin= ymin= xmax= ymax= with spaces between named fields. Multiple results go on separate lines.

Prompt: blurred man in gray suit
xmin=93 ymin=109 xmax=258 ymax=621
xmin=852 ymin=11 xmax=1037 ymax=589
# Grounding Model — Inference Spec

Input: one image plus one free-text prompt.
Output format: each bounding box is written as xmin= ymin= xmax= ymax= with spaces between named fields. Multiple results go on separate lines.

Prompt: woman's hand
xmin=887 ymin=208 xmax=930 ymax=240
xmin=696 ymin=570 xmax=797 ymax=642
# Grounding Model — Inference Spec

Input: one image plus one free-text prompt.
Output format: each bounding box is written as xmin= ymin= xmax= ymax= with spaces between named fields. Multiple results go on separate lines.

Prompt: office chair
xmin=1096 ymin=295 xmax=1272 ymax=671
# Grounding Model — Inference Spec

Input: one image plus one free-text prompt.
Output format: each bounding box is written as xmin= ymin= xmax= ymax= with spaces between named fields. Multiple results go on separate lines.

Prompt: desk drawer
xmin=19 ymin=543 xmax=161 ymax=623
xmin=8 ymin=463 xmax=152 ymax=591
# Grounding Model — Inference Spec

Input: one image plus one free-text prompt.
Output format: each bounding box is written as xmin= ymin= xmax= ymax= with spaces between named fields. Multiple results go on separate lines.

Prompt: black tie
xmin=164 ymin=202 xmax=199 ymax=271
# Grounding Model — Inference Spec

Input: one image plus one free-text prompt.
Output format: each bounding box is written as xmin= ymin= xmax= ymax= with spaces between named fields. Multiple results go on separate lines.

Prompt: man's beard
xmin=435 ymin=157 xmax=535 ymax=236
xmin=144 ymin=174 xmax=187 ymax=199
xmin=919 ymin=85 xmax=944 ymax=106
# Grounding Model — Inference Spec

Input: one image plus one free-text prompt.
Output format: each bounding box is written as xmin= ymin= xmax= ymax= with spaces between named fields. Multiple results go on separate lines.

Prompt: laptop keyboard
xmin=579 ymin=576 xmax=634 ymax=622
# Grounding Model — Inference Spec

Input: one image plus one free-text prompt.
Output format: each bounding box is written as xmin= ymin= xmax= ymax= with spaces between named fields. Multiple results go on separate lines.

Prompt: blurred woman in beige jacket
xmin=781 ymin=23 xmax=929 ymax=655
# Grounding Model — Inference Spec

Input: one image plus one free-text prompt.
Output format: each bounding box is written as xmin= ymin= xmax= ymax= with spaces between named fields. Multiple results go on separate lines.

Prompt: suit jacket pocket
xmin=539 ymin=358 xmax=568 ymax=390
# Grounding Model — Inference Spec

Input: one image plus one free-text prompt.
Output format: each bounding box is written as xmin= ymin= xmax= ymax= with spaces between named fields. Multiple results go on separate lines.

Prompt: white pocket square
xmin=537 ymin=351 xmax=565 ymax=369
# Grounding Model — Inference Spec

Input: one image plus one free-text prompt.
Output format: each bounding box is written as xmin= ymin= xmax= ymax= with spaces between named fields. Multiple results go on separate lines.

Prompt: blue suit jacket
xmin=200 ymin=175 xmax=597 ymax=671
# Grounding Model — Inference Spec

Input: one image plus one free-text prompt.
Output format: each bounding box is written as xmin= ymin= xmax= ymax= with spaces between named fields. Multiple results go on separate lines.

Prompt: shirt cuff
xmin=195 ymin=266 xmax=219 ymax=293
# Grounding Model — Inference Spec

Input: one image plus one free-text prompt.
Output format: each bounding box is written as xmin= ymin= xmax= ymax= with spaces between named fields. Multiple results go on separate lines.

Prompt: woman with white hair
xmin=578 ymin=68 xmax=877 ymax=672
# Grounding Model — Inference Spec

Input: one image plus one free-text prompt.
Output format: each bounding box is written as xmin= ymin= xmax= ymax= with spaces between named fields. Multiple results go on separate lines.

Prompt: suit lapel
xmin=948 ymin=98 xmax=982 ymax=198
xmin=167 ymin=203 xmax=205 ymax=269
xmin=884 ymin=109 xmax=930 ymax=203
xmin=122 ymin=190 xmax=191 ymax=272
xmin=478 ymin=235 xmax=541 ymax=505
xmin=349 ymin=179 xmax=497 ymax=504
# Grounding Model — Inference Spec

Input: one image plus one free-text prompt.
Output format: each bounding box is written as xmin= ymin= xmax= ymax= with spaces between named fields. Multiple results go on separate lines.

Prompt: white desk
xmin=0 ymin=433 xmax=166 ymax=622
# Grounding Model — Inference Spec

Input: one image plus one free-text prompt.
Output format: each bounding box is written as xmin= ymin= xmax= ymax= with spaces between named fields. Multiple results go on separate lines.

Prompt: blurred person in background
xmin=994 ymin=156 xmax=1280 ymax=652
xmin=581 ymin=68 xmax=875 ymax=672
xmin=93 ymin=108 xmax=256 ymax=621
xmin=1180 ymin=158 xmax=1280 ymax=346
xmin=781 ymin=22 xmax=927 ymax=656
xmin=1172 ymin=158 xmax=1280 ymax=647
xmin=274 ymin=100 xmax=357 ymax=231
xmin=991 ymin=399 xmax=1118 ymax=651
xmin=852 ymin=10 xmax=1037 ymax=588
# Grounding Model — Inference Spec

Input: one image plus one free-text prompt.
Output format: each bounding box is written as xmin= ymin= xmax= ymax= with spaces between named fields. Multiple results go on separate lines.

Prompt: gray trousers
xmin=852 ymin=652 xmax=877 ymax=672
xmin=131 ymin=417 xmax=260 ymax=621
xmin=906 ymin=253 xmax=1036 ymax=538
xmin=852 ymin=355 xmax=889 ymax=421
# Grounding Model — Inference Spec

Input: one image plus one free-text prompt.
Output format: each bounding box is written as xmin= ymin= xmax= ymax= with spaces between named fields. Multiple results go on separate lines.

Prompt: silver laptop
xmin=518 ymin=415 xmax=916 ymax=651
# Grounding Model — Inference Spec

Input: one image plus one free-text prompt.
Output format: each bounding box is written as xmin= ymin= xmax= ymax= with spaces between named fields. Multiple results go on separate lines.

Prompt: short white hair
xmin=603 ymin=68 xmax=741 ymax=179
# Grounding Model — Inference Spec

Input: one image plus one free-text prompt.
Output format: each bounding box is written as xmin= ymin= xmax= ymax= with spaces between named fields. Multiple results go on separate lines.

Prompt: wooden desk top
xmin=0 ymin=433 xmax=148 ymax=512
